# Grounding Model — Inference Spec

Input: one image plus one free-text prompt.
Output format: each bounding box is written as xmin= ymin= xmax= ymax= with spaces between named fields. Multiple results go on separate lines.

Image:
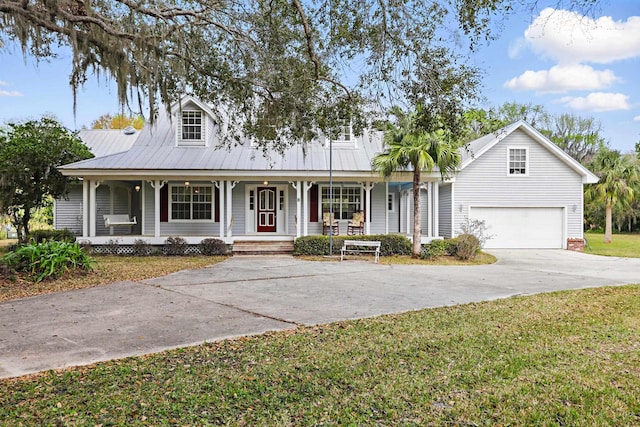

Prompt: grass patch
xmin=1 ymin=285 xmax=638 ymax=425
xmin=0 ymin=255 xmax=224 ymax=302
xmin=585 ymin=232 xmax=640 ymax=258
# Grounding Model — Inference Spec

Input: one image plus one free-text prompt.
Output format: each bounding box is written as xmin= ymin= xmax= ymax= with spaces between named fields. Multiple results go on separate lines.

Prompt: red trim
xmin=310 ymin=184 xmax=318 ymax=222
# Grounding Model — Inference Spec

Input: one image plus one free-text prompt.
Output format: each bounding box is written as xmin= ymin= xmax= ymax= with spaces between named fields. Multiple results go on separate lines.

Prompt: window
xmin=170 ymin=185 xmax=213 ymax=220
xmin=181 ymin=111 xmax=203 ymax=142
xmin=337 ymin=120 xmax=352 ymax=141
xmin=388 ymin=193 xmax=396 ymax=212
xmin=508 ymin=148 xmax=528 ymax=175
xmin=321 ymin=186 xmax=361 ymax=220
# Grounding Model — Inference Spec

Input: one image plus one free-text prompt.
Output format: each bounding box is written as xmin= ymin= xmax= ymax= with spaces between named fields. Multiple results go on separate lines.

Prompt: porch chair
xmin=347 ymin=211 xmax=364 ymax=236
xmin=323 ymin=212 xmax=339 ymax=236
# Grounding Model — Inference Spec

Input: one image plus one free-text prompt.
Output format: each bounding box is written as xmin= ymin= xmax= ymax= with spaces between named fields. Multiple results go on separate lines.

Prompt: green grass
xmin=585 ymin=232 xmax=640 ymax=258
xmin=1 ymin=285 xmax=639 ymax=426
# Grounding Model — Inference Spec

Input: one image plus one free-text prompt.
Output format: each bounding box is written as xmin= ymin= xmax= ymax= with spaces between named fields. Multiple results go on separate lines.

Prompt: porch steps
xmin=232 ymin=240 xmax=294 ymax=255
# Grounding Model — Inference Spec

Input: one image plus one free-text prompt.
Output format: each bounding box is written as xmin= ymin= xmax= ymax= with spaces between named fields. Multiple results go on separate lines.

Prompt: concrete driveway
xmin=1 ymin=250 xmax=639 ymax=379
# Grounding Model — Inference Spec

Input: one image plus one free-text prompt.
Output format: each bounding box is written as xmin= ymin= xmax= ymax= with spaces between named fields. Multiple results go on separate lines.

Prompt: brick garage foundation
xmin=567 ymin=238 xmax=585 ymax=252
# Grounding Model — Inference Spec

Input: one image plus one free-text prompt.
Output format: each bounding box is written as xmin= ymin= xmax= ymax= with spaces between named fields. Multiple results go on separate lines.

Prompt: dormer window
xmin=178 ymin=110 xmax=206 ymax=146
xmin=337 ymin=121 xmax=353 ymax=142
xmin=326 ymin=119 xmax=357 ymax=148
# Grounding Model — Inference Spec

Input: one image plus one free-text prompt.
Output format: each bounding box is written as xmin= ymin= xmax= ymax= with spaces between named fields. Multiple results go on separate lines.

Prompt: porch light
xmin=134 ymin=185 xmax=140 ymax=192
xmin=263 ymin=180 xmax=269 ymax=185
xmin=185 ymin=181 xmax=190 ymax=186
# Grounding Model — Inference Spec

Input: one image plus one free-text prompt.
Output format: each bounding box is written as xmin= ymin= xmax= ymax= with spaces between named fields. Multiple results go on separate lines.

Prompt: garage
xmin=469 ymin=207 xmax=565 ymax=249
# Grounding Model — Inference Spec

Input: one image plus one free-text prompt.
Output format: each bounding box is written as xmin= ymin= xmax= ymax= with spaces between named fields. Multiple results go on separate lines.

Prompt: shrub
xmin=459 ymin=219 xmax=493 ymax=248
xmin=2 ymin=241 xmax=95 ymax=282
xmin=132 ymin=239 xmax=152 ymax=256
xmin=200 ymin=238 xmax=229 ymax=256
xmin=29 ymin=229 xmax=76 ymax=244
xmin=453 ymin=233 xmax=481 ymax=260
xmin=293 ymin=234 xmax=412 ymax=256
xmin=421 ymin=239 xmax=451 ymax=260
xmin=164 ymin=236 xmax=187 ymax=256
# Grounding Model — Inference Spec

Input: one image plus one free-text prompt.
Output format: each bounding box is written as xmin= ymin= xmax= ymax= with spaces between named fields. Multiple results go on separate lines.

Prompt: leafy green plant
xmin=199 ymin=238 xmax=228 ymax=256
xmin=2 ymin=241 xmax=95 ymax=282
xmin=29 ymin=228 xmax=76 ymax=244
xmin=453 ymin=233 xmax=481 ymax=260
xmin=420 ymin=239 xmax=451 ymax=260
xmin=164 ymin=236 xmax=187 ymax=256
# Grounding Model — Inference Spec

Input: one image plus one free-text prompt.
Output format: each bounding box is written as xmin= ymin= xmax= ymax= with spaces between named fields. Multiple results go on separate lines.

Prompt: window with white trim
xmin=388 ymin=193 xmax=396 ymax=212
xmin=508 ymin=148 xmax=528 ymax=175
xmin=179 ymin=110 xmax=204 ymax=145
xmin=170 ymin=185 xmax=213 ymax=220
xmin=337 ymin=120 xmax=353 ymax=141
xmin=321 ymin=186 xmax=361 ymax=220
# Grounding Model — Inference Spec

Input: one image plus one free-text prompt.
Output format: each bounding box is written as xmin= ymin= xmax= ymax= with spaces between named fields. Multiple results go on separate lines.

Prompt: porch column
xmin=405 ymin=189 xmax=411 ymax=234
xmin=89 ymin=180 xmax=101 ymax=237
xmin=362 ymin=182 xmax=375 ymax=235
xmin=385 ymin=182 xmax=389 ymax=235
xmin=450 ymin=182 xmax=456 ymax=238
xmin=426 ymin=182 xmax=433 ymax=238
xmin=82 ymin=179 xmax=89 ymax=238
xmin=151 ymin=180 xmax=163 ymax=238
xmin=433 ymin=182 xmax=439 ymax=237
xmin=290 ymin=181 xmax=302 ymax=237
xmin=108 ymin=185 xmax=115 ymax=236
xmin=226 ymin=181 xmax=238 ymax=237
xmin=215 ymin=181 xmax=225 ymax=238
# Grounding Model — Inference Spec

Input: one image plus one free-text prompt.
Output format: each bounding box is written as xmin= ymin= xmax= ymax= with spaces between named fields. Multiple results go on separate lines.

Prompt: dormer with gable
xmin=172 ymin=95 xmax=217 ymax=147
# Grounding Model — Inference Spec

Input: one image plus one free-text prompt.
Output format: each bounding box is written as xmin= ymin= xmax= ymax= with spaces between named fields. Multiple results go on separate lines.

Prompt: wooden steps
xmin=232 ymin=240 xmax=294 ymax=255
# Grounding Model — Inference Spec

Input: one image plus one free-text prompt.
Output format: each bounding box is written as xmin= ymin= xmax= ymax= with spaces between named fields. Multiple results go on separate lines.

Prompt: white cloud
xmin=524 ymin=8 xmax=640 ymax=64
xmin=504 ymin=64 xmax=618 ymax=93
xmin=0 ymin=81 xmax=7 ymax=86
xmin=557 ymin=92 xmax=630 ymax=112
xmin=0 ymin=90 xmax=23 ymax=97
xmin=634 ymin=115 xmax=640 ymax=122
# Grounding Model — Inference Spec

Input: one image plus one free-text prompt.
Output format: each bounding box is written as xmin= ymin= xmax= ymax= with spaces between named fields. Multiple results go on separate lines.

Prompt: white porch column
xmin=450 ymin=182 xmax=456 ymax=238
xmin=82 ymin=179 xmax=89 ymax=238
xmin=426 ymin=182 xmax=433 ymax=238
xmin=405 ymin=189 xmax=411 ymax=234
xmin=433 ymin=182 xmax=439 ymax=237
xmin=290 ymin=181 xmax=302 ymax=237
xmin=89 ymin=180 xmax=101 ymax=237
xmin=385 ymin=182 xmax=389 ymax=235
xmin=215 ymin=181 xmax=224 ymax=238
xmin=303 ymin=181 xmax=313 ymax=236
xmin=150 ymin=180 xmax=164 ymax=238
xmin=226 ymin=181 xmax=238 ymax=237
xmin=362 ymin=182 xmax=375 ymax=235
xmin=108 ymin=185 xmax=115 ymax=236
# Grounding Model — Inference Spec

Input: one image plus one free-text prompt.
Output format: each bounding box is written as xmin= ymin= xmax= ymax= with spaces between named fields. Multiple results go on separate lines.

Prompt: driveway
xmin=1 ymin=250 xmax=639 ymax=379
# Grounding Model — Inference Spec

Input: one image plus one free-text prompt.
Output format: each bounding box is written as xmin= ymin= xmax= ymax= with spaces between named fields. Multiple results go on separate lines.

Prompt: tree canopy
xmin=0 ymin=118 xmax=93 ymax=240
xmin=0 ymin=0 xmax=602 ymax=150
xmin=91 ymin=113 xmax=144 ymax=130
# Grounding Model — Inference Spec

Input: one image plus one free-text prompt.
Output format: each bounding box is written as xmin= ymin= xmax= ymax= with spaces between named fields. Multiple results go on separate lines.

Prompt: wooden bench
xmin=103 ymin=214 xmax=137 ymax=228
xmin=340 ymin=240 xmax=381 ymax=263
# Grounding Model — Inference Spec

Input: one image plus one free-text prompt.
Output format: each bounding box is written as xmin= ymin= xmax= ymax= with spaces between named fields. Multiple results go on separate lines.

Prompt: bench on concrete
xmin=341 ymin=240 xmax=381 ymax=263
xmin=103 ymin=214 xmax=137 ymax=228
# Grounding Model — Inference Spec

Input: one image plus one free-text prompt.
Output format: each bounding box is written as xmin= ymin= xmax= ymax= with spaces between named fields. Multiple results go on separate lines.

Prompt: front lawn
xmin=585 ymin=232 xmax=640 ymax=258
xmin=1 ymin=285 xmax=638 ymax=426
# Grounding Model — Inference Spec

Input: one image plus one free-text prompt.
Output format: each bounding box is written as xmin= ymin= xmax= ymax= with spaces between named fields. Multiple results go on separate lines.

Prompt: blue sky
xmin=1 ymin=1 xmax=639 ymax=153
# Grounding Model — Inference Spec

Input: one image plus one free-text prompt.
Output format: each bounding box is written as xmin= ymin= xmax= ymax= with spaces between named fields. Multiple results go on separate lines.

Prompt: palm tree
xmin=373 ymin=108 xmax=460 ymax=256
xmin=586 ymin=149 xmax=638 ymax=243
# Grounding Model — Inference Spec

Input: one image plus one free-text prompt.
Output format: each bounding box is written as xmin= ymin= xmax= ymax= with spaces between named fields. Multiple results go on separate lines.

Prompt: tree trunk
xmin=604 ymin=201 xmax=612 ymax=244
xmin=21 ymin=207 xmax=32 ymax=244
xmin=412 ymin=168 xmax=421 ymax=257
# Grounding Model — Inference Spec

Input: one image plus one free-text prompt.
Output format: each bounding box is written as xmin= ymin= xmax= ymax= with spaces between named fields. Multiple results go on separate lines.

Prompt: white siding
xmin=454 ymin=129 xmax=584 ymax=243
xmin=388 ymin=188 xmax=400 ymax=233
xmin=438 ymin=183 xmax=452 ymax=238
xmin=370 ymin=184 xmax=386 ymax=234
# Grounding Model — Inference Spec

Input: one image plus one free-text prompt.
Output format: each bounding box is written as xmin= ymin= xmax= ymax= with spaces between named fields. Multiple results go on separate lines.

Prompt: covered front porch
xmin=59 ymin=174 xmax=450 ymax=246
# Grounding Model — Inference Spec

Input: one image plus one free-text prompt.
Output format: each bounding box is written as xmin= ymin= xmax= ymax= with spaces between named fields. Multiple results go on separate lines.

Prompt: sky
xmin=1 ymin=0 xmax=639 ymax=154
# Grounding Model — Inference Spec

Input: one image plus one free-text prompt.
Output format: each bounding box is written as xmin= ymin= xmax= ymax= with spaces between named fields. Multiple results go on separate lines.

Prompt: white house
xmin=55 ymin=96 xmax=598 ymax=251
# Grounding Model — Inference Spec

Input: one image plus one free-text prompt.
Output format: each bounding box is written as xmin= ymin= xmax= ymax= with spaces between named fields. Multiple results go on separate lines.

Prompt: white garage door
xmin=470 ymin=207 xmax=564 ymax=249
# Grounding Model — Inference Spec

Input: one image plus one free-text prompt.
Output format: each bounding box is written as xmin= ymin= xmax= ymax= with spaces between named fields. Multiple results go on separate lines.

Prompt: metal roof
xmin=77 ymin=129 xmax=140 ymax=158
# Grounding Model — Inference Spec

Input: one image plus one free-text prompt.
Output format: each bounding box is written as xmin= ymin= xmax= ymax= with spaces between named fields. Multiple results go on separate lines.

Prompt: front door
xmin=257 ymin=187 xmax=277 ymax=232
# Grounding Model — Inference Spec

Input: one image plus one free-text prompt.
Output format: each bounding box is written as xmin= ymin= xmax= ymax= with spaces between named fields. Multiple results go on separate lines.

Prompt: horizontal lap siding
xmin=438 ymin=183 xmax=452 ymax=238
xmin=54 ymin=186 xmax=83 ymax=235
xmin=231 ymin=183 xmax=245 ymax=236
xmin=454 ymin=129 xmax=584 ymax=239
xmin=370 ymin=184 xmax=386 ymax=234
